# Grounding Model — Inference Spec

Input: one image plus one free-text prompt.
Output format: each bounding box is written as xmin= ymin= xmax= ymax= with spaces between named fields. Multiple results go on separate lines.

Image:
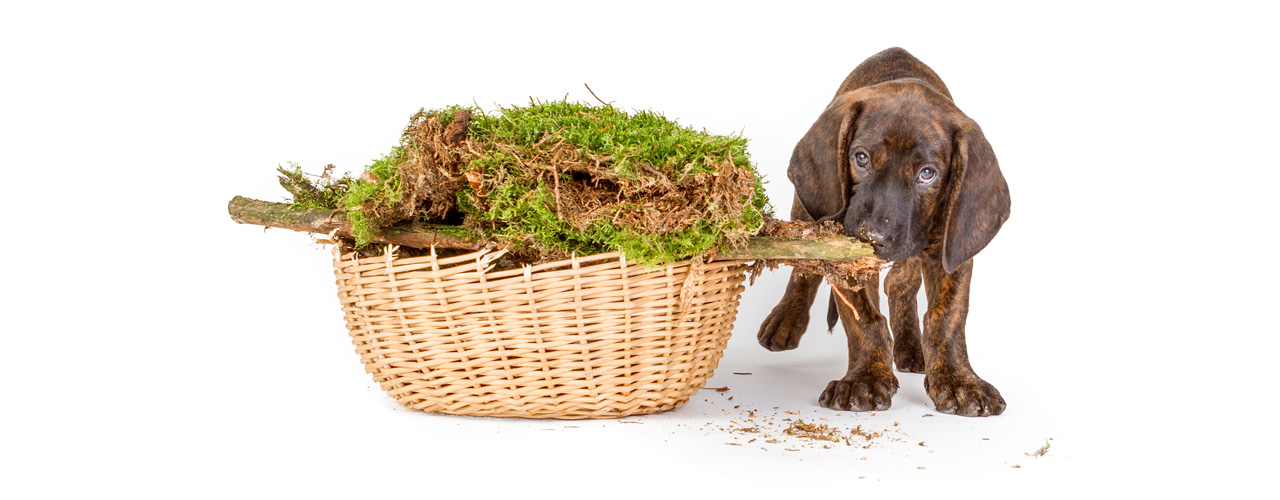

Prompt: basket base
xmin=334 ymin=248 xmax=748 ymax=419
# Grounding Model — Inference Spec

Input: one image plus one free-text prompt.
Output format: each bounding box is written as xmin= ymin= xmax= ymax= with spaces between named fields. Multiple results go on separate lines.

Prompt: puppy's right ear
xmin=787 ymin=95 xmax=860 ymax=222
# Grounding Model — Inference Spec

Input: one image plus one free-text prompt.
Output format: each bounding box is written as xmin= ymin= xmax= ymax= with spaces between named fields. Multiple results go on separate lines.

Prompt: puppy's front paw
xmin=757 ymin=304 xmax=809 ymax=352
xmin=925 ymin=372 xmax=1005 ymax=417
xmin=818 ymin=367 xmax=899 ymax=411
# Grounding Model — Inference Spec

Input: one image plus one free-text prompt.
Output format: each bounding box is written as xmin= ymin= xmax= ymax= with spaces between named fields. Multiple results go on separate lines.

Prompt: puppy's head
xmin=789 ymin=81 xmax=1010 ymax=273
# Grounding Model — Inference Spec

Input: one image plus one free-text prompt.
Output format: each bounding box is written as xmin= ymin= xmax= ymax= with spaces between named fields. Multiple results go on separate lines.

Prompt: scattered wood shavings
xmin=784 ymin=420 xmax=844 ymax=443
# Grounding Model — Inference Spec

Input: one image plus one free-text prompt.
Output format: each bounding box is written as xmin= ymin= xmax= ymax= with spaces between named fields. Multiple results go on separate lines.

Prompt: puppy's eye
xmin=854 ymin=152 xmax=870 ymax=167
xmin=918 ymin=167 xmax=937 ymax=183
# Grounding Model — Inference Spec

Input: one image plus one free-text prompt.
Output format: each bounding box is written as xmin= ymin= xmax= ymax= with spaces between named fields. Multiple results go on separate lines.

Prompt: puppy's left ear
xmin=942 ymin=120 xmax=1010 ymax=274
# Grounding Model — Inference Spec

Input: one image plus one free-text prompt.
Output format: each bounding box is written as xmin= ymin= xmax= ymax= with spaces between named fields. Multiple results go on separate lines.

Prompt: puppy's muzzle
xmin=855 ymin=223 xmax=894 ymax=250
xmin=854 ymin=221 xmax=911 ymax=262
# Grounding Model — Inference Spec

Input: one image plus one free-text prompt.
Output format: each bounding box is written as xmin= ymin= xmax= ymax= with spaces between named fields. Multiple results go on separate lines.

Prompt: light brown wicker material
xmin=332 ymin=246 xmax=749 ymax=419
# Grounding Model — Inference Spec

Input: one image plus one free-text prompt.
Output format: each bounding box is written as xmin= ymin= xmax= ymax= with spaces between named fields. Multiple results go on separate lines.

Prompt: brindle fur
xmin=758 ymin=48 xmax=1010 ymax=417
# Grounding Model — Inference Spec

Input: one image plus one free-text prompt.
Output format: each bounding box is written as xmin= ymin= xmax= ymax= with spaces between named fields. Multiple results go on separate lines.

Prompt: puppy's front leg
xmin=921 ymin=258 xmax=1006 ymax=417
xmin=757 ymin=193 xmax=824 ymax=351
xmin=885 ymin=257 xmax=926 ymax=373
xmin=819 ymin=273 xmax=898 ymax=411
xmin=758 ymin=272 xmax=823 ymax=351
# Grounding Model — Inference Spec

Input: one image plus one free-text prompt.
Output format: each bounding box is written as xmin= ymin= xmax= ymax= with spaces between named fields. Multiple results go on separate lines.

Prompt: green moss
xmin=457 ymin=100 xmax=770 ymax=264
xmin=339 ymin=148 xmax=407 ymax=246
xmin=418 ymin=223 xmax=481 ymax=240
xmin=277 ymin=99 xmax=773 ymax=265
xmin=365 ymin=147 xmax=405 ymax=182
xmin=276 ymin=163 xmax=347 ymax=211
xmin=340 ymin=181 xmax=379 ymax=247
xmin=467 ymin=100 xmax=754 ymax=180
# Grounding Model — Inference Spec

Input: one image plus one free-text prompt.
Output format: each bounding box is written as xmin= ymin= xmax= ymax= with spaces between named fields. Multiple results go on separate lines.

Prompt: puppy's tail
xmin=827 ymin=291 xmax=840 ymax=332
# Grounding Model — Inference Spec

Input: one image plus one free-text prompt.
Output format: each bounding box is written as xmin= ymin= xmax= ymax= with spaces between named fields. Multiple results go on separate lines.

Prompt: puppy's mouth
xmin=855 ymin=226 xmax=875 ymax=243
xmin=854 ymin=228 xmax=912 ymax=262
xmin=854 ymin=226 xmax=888 ymax=249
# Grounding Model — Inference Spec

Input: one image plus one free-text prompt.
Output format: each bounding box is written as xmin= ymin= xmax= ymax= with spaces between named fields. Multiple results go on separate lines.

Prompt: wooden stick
xmin=227 ymin=196 xmax=878 ymax=261
xmin=227 ymin=196 xmax=480 ymax=250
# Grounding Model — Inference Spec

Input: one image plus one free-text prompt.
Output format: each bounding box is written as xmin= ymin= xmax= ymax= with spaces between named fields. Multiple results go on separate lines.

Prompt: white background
xmin=3 ymin=1 xmax=1276 ymax=497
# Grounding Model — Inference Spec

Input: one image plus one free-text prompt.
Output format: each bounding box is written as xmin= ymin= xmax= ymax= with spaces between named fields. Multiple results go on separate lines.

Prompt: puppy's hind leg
xmin=886 ymin=258 xmax=926 ymax=373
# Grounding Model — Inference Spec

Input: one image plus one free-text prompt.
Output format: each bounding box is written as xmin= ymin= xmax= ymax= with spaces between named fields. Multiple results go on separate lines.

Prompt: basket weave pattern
xmin=333 ymin=247 xmax=748 ymax=419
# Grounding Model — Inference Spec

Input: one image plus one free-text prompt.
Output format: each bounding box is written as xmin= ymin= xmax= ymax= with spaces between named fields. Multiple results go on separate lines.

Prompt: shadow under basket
xmin=332 ymin=246 xmax=749 ymax=419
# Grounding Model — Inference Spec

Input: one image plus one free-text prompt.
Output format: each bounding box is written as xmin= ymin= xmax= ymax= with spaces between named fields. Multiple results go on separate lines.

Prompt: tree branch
xmin=228 ymin=196 xmax=878 ymax=261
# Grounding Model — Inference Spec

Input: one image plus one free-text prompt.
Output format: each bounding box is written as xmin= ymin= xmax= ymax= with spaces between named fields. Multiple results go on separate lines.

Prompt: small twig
xmin=552 ymin=164 xmax=562 ymax=219
xmin=828 ymin=278 xmax=860 ymax=321
xmin=500 ymin=104 xmax=518 ymax=126
xmin=534 ymin=128 xmax=566 ymax=147
xmin=584 ymin=83 xmax=611 ymax=108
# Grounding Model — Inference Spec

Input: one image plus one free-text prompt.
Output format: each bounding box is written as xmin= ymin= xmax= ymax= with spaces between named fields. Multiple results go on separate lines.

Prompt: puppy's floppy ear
xmin=787 ymin=95 xmax=859 ymax=222
xmin=942 ymin=120 xmax=1010 ymax=274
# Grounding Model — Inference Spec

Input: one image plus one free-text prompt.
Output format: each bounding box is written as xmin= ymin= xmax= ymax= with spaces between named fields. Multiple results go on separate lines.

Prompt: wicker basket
xmin=332 ymin=246 xmax=749 ymax=419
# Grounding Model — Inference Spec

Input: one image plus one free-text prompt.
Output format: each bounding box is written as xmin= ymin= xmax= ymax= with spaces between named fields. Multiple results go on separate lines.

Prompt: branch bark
xmin=228 ymin=196 xmax=878 ymax=261
xmin=228 ymin=196 xmax=481 ymax=249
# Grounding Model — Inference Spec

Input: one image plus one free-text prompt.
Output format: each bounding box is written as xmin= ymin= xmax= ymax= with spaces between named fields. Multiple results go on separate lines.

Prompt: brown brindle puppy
xmin=758 ymin=47 xmax=1011 ymax=417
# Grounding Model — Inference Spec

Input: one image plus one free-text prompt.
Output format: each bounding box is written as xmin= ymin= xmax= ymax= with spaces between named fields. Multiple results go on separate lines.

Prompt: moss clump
xmin=276 ymin=163 xmax=348 ymax=211
xmin=280 ymin=100 xmax=772 ymax=265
